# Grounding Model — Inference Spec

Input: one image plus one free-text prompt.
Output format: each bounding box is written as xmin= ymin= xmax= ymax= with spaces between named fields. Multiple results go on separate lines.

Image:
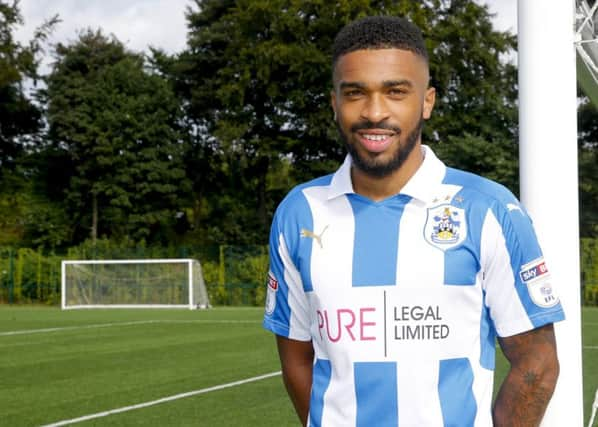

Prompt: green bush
xmin=581 ymin=238 xmax=598 ymax=306
xmin=583 ymin=284 xmax=598 ymax=307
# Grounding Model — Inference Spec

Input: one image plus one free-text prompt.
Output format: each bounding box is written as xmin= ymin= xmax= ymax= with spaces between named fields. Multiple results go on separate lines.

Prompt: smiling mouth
xmin=357 ymin=131 xmax=396 ymax=153
xmin=361 ymin=133 xmax=393 ymax=141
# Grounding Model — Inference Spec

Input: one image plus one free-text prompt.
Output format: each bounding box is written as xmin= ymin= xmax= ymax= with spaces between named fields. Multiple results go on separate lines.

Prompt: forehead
xmin=333 ymin=48 xmax=429 ymax=88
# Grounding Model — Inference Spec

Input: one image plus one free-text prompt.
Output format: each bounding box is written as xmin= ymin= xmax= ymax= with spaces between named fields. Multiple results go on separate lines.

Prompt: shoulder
xmin=444 ymin=167 xmax=543 ymax=256
xmin=275 ymin=174 xmax=334 ymax=218
xmin=443 ymin=167 xmax=535 ymax=239
xmin=443 ymin=167 xmax=518 ymax=207
xmin=269 ymin=174 xmax=334 ymax=259
xmin=271 ymin=174 xmax=334 ymax=237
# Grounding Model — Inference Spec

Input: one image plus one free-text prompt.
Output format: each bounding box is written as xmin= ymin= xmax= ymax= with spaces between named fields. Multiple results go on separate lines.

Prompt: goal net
xmin=61 ymin=259 xmax=210 ymax=310
xmin=576 ymin=0 xmax=598 ymax=106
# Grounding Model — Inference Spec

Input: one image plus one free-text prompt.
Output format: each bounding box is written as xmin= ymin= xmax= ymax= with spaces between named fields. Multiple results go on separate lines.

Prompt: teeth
xmin=363 ymin=134 xmax=389 ymax=141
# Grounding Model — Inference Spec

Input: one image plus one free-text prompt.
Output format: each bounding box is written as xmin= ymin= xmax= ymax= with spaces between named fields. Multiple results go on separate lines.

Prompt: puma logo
xmin=300 ymin=225 xmax=329 ymax=249
xmin=507 ymin=203 xmax=523 ymax=213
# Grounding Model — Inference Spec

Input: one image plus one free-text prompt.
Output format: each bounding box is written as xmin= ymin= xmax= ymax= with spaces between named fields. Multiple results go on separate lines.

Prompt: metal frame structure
xmin=518 ymin=1 xmax=584 ymax=425
xmin=576 ymin=0 xmax=598 ymax=107
xmin=61 ymin=259 xmax=208 ymax=310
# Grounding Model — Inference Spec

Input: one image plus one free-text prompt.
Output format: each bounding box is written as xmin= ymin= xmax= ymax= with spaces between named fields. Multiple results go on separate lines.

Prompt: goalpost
xmin=519 ymin=1 xmax=587 ymax=425
xmin=61 ymin=259 xmax=210 ymax=310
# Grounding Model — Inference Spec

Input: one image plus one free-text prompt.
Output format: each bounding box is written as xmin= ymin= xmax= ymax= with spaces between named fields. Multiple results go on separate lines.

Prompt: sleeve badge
xmin=265 ymin=272 xmax=278 ymax=315
xmin=519 ymin=257 xmax=559 ymax=308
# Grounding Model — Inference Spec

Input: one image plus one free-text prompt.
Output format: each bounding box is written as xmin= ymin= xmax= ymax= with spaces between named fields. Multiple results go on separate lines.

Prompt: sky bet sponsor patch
xmin=265 ymin=272 xmax=278 ymax=315
xmin=519 ymin=257 xmax=559 ymax=308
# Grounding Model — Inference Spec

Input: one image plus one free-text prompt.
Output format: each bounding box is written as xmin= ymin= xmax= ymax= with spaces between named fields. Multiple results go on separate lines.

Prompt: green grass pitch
xmin=0 ymin=306 xmax=596 ymax=426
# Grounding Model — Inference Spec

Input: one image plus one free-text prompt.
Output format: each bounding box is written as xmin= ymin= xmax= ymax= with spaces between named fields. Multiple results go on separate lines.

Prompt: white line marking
xmin=40 ymin=371 xmax=282 ymax=427
xmin=0 ymin=320 xmax=260 ymax=337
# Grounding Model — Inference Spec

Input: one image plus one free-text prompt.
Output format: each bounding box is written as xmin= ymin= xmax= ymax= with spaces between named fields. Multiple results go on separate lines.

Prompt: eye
xmin=343 ymin=89 xmax=363 ymax=98
xmin=388 ymin=88 xmax=408 ymax=97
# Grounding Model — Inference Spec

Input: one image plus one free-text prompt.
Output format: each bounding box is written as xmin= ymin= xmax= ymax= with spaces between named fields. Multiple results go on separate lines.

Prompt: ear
xmin=423 ymin=86 xmax=436 ymax=119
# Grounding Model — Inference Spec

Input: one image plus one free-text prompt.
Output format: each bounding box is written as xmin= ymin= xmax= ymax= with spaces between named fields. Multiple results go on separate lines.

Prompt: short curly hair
xmin=332 ymin=16 xmax=428 ymax=68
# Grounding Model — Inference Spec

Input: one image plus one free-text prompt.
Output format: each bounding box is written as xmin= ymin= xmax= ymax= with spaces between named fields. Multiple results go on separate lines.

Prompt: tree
xmin=42 ymin=29 xmax=191 ymax=244
xmin=0 ymin=0 xmax=57 ymax=171
xmin=0 ymin=0 xmax=58 ymax=246
xmin=424 ymin=0 xmax=519 ymax=191
xmin=167 ymin=0 xmax=518 ymax=243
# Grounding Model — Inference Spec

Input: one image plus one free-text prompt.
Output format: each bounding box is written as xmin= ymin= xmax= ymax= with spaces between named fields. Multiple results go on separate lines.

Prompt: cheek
xmin=336 ymin=107 xmax=357 ymax=128
xmin=394 ymin=101 xmax=426 ymax=122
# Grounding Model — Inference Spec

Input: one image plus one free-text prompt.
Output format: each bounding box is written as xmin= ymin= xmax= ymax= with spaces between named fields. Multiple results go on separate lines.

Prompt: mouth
xmin=356 ymin=130 xmax=396 ymax=153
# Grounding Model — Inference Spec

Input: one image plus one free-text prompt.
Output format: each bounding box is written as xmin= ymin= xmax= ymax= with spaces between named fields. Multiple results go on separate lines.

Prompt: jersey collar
xmin=327 ymin=145 xmax=446 ymax=203
xmin=327 ymin=155 xmax=355 ymax=200
xmin=399 ymin=145 xmax=447 ymax=203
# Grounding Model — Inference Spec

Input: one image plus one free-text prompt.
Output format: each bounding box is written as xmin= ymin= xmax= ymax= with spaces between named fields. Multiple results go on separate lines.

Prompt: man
xmin=263 ymin=15 xmax=564 ymax=427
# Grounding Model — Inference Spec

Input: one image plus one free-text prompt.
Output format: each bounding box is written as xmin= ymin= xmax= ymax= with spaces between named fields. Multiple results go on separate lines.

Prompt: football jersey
xmin=262 ymin=145 xmax=565 ymax=427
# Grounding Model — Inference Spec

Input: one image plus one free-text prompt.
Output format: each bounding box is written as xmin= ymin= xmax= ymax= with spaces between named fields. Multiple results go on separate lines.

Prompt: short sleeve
xmin=262 ymin=190 xmax=312 ymax=341
xmin=481 ymin=201 xmax=565 ymax=337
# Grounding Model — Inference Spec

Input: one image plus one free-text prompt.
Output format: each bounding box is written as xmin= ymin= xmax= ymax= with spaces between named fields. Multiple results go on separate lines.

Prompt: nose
xmin=359 ymin=93 xmax=390 ymax=124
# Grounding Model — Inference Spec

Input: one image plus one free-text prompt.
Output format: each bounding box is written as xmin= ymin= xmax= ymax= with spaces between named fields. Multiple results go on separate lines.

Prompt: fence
xmin=581 ymin=238 xmax=598 ymax=306
xmin=1 ymin=239 xmax=597 ymax=306
xmin=0 ymin=244 xmax=269 ymax=307
xmin=0 ymin=248 xmax=62 ymax=305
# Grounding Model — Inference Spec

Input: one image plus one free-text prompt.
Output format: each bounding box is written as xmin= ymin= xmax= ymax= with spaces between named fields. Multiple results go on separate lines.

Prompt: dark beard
xmin=338 ymin=116 xmax=424 ymax=178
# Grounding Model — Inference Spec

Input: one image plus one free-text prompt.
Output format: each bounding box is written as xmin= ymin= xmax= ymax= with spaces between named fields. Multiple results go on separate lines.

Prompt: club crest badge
xmin=424 ymin=204 xmax=467 ymax=251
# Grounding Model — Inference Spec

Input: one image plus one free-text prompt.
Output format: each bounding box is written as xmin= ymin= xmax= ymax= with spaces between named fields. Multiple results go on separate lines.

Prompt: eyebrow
xmin=339 ymin=81 xmax=366 ymax=90
xmin=381 ymin=79 xmax=414 ymax=88
xmin=339 ymin=79 xmax=414 ymax=90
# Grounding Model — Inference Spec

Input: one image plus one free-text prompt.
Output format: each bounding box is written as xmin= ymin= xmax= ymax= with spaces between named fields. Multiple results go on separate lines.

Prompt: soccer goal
xmin=61 ymin=259 xmax=210 ymax=310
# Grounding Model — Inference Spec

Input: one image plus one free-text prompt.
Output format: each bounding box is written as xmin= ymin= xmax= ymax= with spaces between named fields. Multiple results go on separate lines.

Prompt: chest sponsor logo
xmin=424 ymin=204 xmax=467 ymax=251
xmin=317 ymin=304 xmax=449 ymax=343
xmin=520 ymin=258 xmax=559 ymax=308
xmin=265 ymin=272 xmax=278 ymax=315
xmin=312 ymin=287 xmax=480 ymax=360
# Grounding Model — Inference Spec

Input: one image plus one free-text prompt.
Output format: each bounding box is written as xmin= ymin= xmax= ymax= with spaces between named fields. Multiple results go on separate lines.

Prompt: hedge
xmin=1 ymin=238 xmax=597 ymax=306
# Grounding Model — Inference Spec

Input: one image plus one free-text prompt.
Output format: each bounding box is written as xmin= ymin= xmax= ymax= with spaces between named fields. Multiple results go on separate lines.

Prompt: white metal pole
xmin=61 ymin=261 xmax=66 ymax=310
xmin=518 ymin=1 xmax=583 ymax=425
xmin=188 ymin=260 xmax=194 ymax=310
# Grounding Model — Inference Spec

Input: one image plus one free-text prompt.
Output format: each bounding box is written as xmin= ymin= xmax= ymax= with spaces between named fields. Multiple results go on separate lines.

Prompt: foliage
xmin=0 ymin=0 xmax=57 ymax=173
xmin=42 ymin=29 xmax=191 ymax=244
xmin=0 ymin=1 xmax=59 ymax=247
xmin=0 ymin=170 xmax=71 ymax=247
xmin=159 ymin=0 xmax=520 ymax=247
xmin=0 ymin=0 xmax=594 ymax=249
xmin=0 ymin=178 xmax=26 ymax=245
xmin=3 ymin=238 xmax=598 ymax=306
xmin=578 ymin=98 xmax=598 ymax=237
xmin=425 ymin=0 xmax=519 ymax=191
xmin=0 ymin=246 xmax=61 ymax=304
xmin=581 ymin=238 xmax=598 ymax=301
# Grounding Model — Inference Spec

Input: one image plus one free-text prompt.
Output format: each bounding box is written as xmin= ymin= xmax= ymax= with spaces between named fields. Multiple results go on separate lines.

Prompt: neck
xmin=351 ymin=144 xmax=424 ymax=202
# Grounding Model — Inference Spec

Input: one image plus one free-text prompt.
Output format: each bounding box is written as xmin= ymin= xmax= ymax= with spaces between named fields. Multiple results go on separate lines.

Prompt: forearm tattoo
xmin=493 ymin=324 xmax=559 ymax=426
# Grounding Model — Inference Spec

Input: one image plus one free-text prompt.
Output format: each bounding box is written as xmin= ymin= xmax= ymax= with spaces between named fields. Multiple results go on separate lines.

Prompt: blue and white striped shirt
xmin=263 ymin=146 xmax=564 ymax=427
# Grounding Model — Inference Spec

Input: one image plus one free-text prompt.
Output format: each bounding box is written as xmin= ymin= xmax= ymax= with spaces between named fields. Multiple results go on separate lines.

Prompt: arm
xmin=493 ymin=323 xmax=559 ymax=426
xmin=276 ymin=335 xmax=314 ymax=426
